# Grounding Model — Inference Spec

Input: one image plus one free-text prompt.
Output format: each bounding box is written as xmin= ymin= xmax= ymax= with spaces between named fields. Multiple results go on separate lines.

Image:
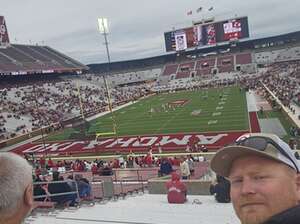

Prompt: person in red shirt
xmin=91 ymin=163 xmax=98 ymax=175
xmin=171 ymin=157 xmax=181 ymax=166
xmin=165 ymin=172 xmax=187 ymax=204
xmin=112 ymin=158 xmax=120 ymax=168
xmin=144 ymin=150 xmax=153 ymax=167
xmin=39 ymin=156 xmax=46 ymax=168
xmin=35 ymin=166 xmax=42 ymax=177
xmin=47 ymin=158 xmax=54 ymax=168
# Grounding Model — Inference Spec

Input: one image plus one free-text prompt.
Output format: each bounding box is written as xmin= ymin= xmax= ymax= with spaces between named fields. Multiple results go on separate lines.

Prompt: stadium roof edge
xmin=88 ymin=29 xmax=300 ymax=70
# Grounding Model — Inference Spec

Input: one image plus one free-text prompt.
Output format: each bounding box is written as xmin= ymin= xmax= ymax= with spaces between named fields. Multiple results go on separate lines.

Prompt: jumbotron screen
xmin=164 ymin=17 xmax=249 ymax=52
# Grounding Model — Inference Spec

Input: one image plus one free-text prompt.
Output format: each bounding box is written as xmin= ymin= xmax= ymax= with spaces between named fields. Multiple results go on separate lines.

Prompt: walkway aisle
xmin=27 ymin=194 xmax=239 ymax=224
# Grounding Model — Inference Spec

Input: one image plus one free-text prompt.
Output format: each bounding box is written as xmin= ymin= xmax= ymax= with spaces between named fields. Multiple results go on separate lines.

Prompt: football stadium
xmin=1 ymin=0 xmax=300 ymax=223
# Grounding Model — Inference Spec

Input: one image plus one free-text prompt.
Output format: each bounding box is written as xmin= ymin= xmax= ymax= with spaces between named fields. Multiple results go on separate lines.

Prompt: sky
xmin=2 ymin=0 xmax=300 ymax=65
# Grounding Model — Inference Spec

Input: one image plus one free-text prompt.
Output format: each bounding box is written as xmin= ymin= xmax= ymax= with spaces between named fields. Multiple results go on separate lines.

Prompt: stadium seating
xmin=254 ymin=49 xmax=284 ymax=64
xmin=107 ymin=68 xmax=161 ymax=86
xmin=196 ymin=58 xmax=216 ymax=70
xmin=0 ymin=44 xmax=87 ymax=74
xmin=0 ymin=76 xmax=153 ymax=140
xmin=276 ymin=46 xmax=300 ymax=62
xmin=175 ymin=72 xmax=190 ymax=79
xmin=2 ymin=41 xmax=300 ymax=142
xmin=162 ymin=64 xmax=179 ymax=76
xmin=158 ymin=52 xmax=255 ymax=83
xmin=217 ymin=55 xmax=234 ymax=73
xmin=236 ymin=52 xmax=252 ymax=65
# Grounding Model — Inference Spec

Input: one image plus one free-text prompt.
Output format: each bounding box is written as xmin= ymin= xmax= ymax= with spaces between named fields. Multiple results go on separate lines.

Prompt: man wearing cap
xmin=211 ymin=133 xmax=300 ymax=224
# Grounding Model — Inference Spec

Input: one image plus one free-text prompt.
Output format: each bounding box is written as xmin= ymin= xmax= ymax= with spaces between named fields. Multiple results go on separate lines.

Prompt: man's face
xmin=229 ymin=155 xmax=300 ymax=224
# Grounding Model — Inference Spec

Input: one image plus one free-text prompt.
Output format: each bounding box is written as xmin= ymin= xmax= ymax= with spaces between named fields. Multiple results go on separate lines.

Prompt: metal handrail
xmin=33 ymin=179 xmax=80 ymax=202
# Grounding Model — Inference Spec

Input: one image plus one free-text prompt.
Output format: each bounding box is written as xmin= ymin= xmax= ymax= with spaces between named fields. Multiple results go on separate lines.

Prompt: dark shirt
xmin=48 ymin=181 xmax=73 ymax=204
xmin=33 ymin=185 xmax=47 ymax=201
xmin=209 ymin=178 xmax=231 ymax=203
xmin=160 ymin=161 xmax=173 ymax=176
xmin=101 ymin=167 xmax=113 ymax=176
xmin=263 ymin=204 xmax=300 ymax=224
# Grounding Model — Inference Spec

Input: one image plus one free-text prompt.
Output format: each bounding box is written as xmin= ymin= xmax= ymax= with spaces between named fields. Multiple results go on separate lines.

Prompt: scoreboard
xmin=164 ymin=17 xmax=249 ymax=52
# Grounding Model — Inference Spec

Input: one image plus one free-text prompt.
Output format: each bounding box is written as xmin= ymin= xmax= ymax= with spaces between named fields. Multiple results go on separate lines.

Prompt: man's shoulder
xmin=264 ymin=204 xmax=300 ymax=224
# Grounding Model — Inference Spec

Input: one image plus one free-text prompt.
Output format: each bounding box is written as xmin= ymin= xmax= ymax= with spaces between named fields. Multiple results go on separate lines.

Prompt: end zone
xmin=11 ymin=131 xmax=248 ymax=156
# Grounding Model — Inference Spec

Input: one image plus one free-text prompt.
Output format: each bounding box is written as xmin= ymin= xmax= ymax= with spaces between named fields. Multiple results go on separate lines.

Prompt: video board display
xmin=164 ymin=17 xmax=249 ymax=52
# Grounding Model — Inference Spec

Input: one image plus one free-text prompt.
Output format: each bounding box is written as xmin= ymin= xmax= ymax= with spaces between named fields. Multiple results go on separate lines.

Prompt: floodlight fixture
xmin=97 ymin=18 xmax=109 ymax=34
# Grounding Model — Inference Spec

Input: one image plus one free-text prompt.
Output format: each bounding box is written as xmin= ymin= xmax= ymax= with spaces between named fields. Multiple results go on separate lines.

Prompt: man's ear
xmin=24 ymin=184 xmax=33 ymax=208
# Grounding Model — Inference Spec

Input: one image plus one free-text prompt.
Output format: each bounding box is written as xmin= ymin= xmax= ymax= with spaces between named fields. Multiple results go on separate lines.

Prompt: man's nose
xmin=240 ymin=178 xmax=256 ymax=195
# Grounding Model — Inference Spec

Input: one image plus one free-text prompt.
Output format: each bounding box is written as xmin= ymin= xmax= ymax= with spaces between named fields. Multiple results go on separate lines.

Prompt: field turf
xmin=47 ymin=86 xmax=249 ymax=141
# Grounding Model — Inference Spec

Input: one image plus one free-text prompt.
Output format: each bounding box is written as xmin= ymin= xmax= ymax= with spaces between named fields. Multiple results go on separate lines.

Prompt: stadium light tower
xmin=97 ymin=18 xmax=118 ymax=139
xmin=97 ymin=18 xmax=111 ymax=66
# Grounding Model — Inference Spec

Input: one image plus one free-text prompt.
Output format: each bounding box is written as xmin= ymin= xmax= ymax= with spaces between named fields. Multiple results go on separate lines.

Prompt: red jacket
xmin=91 ymin=164 xmax=98 ymax=174
xmin=165 ymin=173 xmax=187 ymax=204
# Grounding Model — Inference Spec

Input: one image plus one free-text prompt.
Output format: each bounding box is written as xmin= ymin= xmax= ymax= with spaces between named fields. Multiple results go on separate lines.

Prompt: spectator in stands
xmin=74 ymin=174 xmax=92 ymax=199
xmin=187 ymin=155 xmax=195 ymax=176
xmin=48 ymin=171 xmax=77 ymax=206
xmin=47 ymin=158 xmax=54 ymax=169
xmin=66 ymin=175 xmax=77 ymax=192
xmin=91 ymin=163 xmax=99 ymax=175
xmin=127 ymin=156 xmax=134 ymax=168
xmin=144 ymin=150 xmax=153 ymax=167
xmin=211 ymin=133 xmax=300 ymax=224
xmin=0 ymin=152 xmax=33 ymax=224
xmin=165 ymin=172 xmax=187 ymax=204
xmin=39 ymin=155 xmax=46 ymax=169
xmin=159 ymin=158 xmax=173 ymax=176
xmin=180 ymin=157 xmax=190 ymax=180
xmin=200 ymin=145 xmax=208 ymax=152
xmin=33 ymin=175 xmax=48 ymax=202
xmin=101 ymin=163 xmax=113 ymax=176
xmin=209 ymin=175 xmax=231 ymax=203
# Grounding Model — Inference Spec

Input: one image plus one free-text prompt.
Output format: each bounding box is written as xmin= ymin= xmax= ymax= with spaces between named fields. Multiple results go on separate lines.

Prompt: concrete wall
xmin=148 ymin=178 xmax=212 ymax=195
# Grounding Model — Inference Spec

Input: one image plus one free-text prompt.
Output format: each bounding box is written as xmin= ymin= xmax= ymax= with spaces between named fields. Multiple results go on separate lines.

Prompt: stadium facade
xmin=88 ymin=30 xmax=300 ymax=73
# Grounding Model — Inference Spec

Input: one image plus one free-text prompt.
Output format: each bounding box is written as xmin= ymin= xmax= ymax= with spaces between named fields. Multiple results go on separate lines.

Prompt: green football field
xmin=47 ymin=86 xmax=249 ymax=141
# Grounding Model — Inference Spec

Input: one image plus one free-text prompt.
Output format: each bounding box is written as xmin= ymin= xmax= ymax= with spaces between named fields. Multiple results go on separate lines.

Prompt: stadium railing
xmin=33 ymin=179 xmax=80 ymax=210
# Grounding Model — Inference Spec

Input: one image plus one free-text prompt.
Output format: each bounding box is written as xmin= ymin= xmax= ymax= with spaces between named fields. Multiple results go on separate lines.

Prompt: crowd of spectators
xmin=1 ymin=58 xmax=300 ymax=143
xmin=30 ymin=152 xmax=205 ymax=207
xmin=0 ymin=76 xmax=152 ymax=140
xmin=236 ymin=61 xmax=300 ymax=114
xmin=261 ymin=61 xmax=300 ymax=108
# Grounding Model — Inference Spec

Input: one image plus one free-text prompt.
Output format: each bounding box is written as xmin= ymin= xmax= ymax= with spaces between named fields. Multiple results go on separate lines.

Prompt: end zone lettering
xmin=12 ymin=131 xmax=248 ymax=155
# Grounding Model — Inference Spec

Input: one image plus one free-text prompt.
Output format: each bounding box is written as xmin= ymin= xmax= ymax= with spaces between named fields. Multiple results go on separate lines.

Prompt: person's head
xmin=0 ymin=152 xmax=33 ymax=224
xmin=75 ymin=174 xmax=82 ymax=181
xmin=216 ymin=174 xmax=226 ymax=183
xmin=211 ymin=133 xmax=300 ymax=224
xmin=171 ymin=172 xmax=180 ymax=182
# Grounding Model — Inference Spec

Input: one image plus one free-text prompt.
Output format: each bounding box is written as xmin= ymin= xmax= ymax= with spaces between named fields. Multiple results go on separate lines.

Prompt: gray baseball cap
xmin=210 ymin=133 xmax=300 ymax=177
